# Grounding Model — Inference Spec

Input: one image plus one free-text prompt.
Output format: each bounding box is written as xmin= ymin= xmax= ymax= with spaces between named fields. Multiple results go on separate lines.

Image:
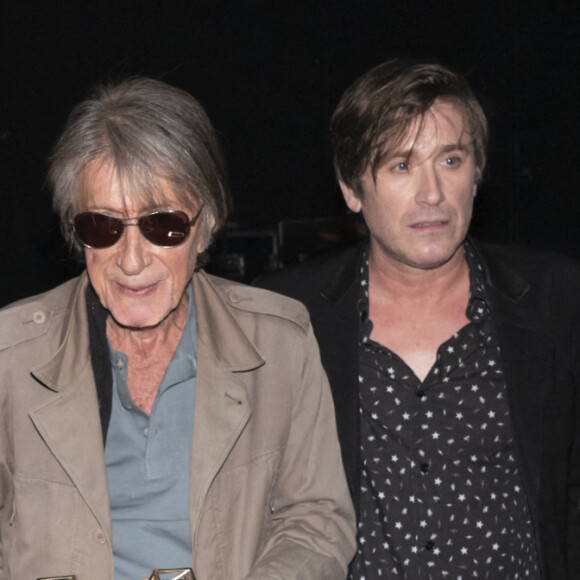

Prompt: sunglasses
xmin=71 ymin=207 xmax=203 ymax=249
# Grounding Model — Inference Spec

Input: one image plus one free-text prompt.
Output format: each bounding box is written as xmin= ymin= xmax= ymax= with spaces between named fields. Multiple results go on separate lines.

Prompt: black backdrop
xmin=1 ymin=0 xmax=579 ymax=305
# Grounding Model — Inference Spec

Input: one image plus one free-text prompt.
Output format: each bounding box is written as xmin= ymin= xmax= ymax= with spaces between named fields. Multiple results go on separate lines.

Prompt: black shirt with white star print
xmin=349 ymin=242 xmax=540 ymax=580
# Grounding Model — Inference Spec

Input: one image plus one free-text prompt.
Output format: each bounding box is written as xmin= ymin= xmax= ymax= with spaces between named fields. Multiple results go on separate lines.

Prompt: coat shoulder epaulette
xmin=0 ymin=277 xmax=79 ymax=351
xmin=208 ymin=273 xmax=311 ymax=332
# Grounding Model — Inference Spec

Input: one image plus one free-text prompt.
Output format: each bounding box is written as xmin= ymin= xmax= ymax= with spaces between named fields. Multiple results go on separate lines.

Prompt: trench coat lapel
xmin=188 ymin=271 xmax=265 ymax=543
xmin=28 ymin=274 xmax=113 ymax=539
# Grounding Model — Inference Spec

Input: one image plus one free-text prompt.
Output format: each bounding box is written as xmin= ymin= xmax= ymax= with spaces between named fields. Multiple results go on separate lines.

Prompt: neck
xmin=368 ymin=244 xmax=469 ymax=303
xmin=106 ymin=292 xmax=189 ymax=358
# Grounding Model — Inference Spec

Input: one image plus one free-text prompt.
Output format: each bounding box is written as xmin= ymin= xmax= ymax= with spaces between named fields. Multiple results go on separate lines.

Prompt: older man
xmin=0 ymin=78 xmax=355 ymax=579
xmin=258 ymin=59 xmax=580 ymax=579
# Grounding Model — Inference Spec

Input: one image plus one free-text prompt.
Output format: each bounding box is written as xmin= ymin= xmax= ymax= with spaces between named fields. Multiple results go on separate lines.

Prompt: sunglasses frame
xmin=71 ymin=206 xmax=203 ymax=249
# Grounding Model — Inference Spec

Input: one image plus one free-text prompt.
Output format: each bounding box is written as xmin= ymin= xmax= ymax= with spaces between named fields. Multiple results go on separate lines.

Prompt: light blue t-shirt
xmin=105 ymin=286 xmax=197 ymax=580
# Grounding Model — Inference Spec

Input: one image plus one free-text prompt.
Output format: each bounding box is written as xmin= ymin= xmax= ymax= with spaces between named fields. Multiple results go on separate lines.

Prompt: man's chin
xmin=404 ymin=241 xmax=465 ymax=271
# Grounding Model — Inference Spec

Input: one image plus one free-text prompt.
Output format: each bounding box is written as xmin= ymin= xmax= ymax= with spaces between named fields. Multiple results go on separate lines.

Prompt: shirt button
xmin=143 ymin=428 xmax=149 ymax=438
xmin=425 ymin=540 xmax=435 ymax=550
xmin=93 ymin=528 xmax=106 ymax=544
xmin=116 ymin=359 xmax=124 ymax=371
xmin=417 ymin=390 xmax=426 ymax=399
xmin=122 ymin=400 xmax=132 ymax=410
xmin=420 ymin=463 xmax=430 ymax=473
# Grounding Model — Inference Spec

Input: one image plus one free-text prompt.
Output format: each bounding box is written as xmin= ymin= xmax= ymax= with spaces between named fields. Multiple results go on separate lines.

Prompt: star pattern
xmin=349 ymin=244 xmax=540 ymax=580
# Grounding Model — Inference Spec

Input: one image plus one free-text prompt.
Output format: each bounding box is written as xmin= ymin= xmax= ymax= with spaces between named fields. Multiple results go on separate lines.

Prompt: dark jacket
xmin=257 ymin=239 xmax=580 ymax=580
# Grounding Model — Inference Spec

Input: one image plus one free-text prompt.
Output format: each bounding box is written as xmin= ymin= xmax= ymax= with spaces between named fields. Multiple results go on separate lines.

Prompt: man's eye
xmin=444 ymin=156 xmax=460 ymax=166
xmin=394 ymin=162 xmax=409 ymax=171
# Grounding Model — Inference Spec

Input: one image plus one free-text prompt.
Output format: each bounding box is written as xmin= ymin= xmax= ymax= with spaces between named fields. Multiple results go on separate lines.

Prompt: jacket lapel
xmin=318 ymin=244 xmax=365 ymax=509
xmin=28 ymin=274 xmax=113 ymax=539
xmin=188 ymin=271 xmax=265 ymax=546
xmin=477 ymin=242 xmax=551 ymax=507
xmin=488 ymin=289 xmax=548 ymax=499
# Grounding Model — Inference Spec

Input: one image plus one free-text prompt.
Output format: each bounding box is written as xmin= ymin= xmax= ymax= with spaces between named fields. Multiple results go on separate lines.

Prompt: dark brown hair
xmin=330 ymin=59 xmax=488 ymax=195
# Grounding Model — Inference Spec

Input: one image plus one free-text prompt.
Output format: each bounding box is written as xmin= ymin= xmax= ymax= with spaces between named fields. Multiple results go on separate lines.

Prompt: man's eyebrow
xmin=379 ymin=148 xmax=413 ymax=163
xmin=438 ymin=142 xmax=471 ymax=154
xmin=385 ymin=141 xmax=470 ymax=158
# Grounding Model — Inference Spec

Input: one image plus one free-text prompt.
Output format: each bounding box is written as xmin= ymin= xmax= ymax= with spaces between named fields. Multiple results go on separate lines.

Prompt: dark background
xmin=1 ymin=0 xmax=579 ymax=305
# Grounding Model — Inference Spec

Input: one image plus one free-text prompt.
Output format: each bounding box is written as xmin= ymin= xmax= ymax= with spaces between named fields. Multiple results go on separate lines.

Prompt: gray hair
xmin=49 ymin=77 xmax=230 ymax=250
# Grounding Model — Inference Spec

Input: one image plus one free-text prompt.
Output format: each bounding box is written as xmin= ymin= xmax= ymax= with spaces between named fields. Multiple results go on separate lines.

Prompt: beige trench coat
xmin=0 ymin=271 xmax=355 ymax=579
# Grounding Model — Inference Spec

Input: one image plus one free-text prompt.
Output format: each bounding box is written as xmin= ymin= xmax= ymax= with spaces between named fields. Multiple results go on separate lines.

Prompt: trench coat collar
xmin=192 ymin=269 xmax=265 ymax=373
xmin=31 ymin=270 xmax=266 ymax=390
xmin=31 ymin=272 xmax=92 ymax=392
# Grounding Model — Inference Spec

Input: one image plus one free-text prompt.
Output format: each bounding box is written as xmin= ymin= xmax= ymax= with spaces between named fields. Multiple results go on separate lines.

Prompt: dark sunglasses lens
xmin=139 ymin=211 xmax=191 ymax=246
xmin=74 ymin=213 xmax=123 ymax=248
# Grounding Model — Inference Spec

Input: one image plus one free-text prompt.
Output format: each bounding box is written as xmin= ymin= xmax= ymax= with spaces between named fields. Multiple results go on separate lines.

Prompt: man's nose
xmin=116 ymin=224 xmax=152 ymax=275
xmin=415 ymin=166 xmax=444 ymax=206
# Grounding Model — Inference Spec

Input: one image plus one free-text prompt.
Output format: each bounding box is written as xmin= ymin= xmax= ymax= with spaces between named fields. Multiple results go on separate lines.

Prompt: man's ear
xmin=339 ymin=180 xmax=363 ymax=213
xmin=196 ymin=213 xmax=216 ymax=254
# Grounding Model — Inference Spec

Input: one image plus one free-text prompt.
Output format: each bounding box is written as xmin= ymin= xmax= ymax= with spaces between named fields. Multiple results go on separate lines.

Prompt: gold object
xmin=149 ymin=569 xmax=195 ymax=580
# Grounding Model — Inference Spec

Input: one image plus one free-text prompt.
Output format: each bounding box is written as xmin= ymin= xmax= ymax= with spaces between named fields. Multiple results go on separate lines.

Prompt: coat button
xmin=32 ymin=311 xmax=46 ymax=324
xmin=93 ymin=528 xmax=106 ymax=544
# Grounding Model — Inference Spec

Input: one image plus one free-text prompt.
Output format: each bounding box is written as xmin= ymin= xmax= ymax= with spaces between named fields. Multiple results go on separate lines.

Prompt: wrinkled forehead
xmin=77 ymin=157 xmax=198 ymax=213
